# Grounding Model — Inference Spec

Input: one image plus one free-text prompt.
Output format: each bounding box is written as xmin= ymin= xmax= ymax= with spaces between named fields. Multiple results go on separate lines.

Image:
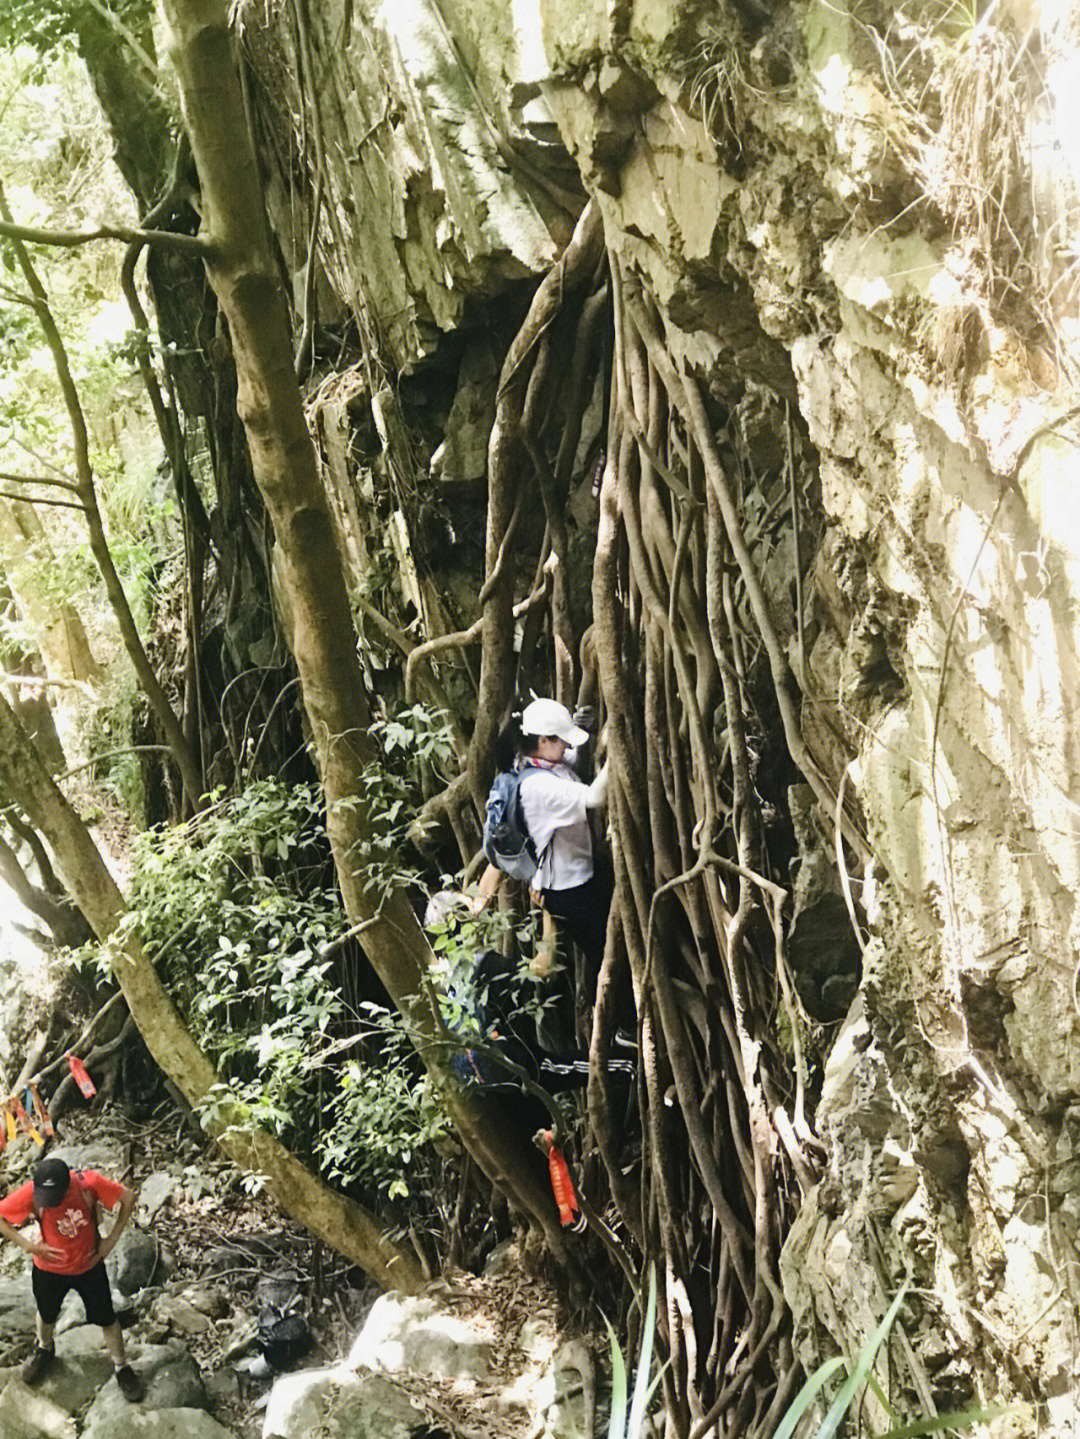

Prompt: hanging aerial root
xmin=467 ymin=200 xmax=605 ymax=803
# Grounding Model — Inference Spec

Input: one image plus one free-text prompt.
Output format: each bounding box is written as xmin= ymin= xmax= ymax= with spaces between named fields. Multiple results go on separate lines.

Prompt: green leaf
xmin=772 ymin=1357 xmax=846 ymax=1439
xmin=627 ymin=1266 xmax=658 ymax=1439
xmin=604 ymin=1317 xmax=628 ymax=1439
xmin=816 ymin=1279 xmax=911 ymax=1439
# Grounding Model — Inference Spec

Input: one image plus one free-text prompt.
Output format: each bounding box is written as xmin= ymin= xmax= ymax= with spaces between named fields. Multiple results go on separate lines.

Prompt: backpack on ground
xmin=482 ymin=768 xmax=541 ymax=881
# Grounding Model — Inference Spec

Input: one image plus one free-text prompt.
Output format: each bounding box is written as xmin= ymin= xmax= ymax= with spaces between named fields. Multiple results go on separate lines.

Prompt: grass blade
xmin=877 ymin=1403 xmax=1009 ymax=1438
xmin=605 ymin=1316 xmax=628 ymax=1439
xmin=815 ymin=1278 xmax=911 ymax=1439
xmin=627 ymin=1266 xmax=658 ymax=1439
xmin=772 ymin=1357 xmax=846 ymax=1439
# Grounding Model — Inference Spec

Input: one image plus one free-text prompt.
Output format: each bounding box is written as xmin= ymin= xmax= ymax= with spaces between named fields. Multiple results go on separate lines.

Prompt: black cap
xmin=32 ymin=1158 xmax=70 ymax=1210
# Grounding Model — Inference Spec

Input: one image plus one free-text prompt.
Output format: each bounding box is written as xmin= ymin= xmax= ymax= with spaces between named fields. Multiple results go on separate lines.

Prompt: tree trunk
xmin=157 ymin=0 xmax=561 ymax=1243
xmin=0 ymin=832 xmax=92 ymax=949
xmin=0 ymin=692 xmax=424 ymax=1292
xmin=0 ymin=501 xmax=99 ymax=685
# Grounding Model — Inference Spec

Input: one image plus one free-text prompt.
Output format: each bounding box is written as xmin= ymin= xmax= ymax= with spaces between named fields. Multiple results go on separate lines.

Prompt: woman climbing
xmin=513 ymin=697 xmax=610 ymax=1019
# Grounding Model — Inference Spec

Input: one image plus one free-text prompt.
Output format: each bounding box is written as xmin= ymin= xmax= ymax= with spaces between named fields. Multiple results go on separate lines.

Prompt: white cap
xmin=520 ymin=698 xmax=589 ymax=748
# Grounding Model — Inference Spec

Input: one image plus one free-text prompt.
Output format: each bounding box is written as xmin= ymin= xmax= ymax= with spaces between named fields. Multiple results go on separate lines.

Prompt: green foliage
xmin=338 ymin=704 xmax=457 ymax=908
xmin=84 ymin=669 xmax=144 ymax=814
xmin=131 ymin=710 xmax=462 ymax=1211
xmin=317 ymin=1032 xmax=449 ymax=1201
xmin=132 ymin=777 xmax=347 ymax=1061
xmin=427 ymin=899 xmax=552 ymax=1051
xmin=0 ymin=0 xmax=152 ymax=58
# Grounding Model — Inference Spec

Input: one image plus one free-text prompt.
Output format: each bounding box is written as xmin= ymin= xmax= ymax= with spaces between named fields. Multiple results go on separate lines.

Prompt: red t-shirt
xmin=0 ymin=1170 xmax=125 ymax=1274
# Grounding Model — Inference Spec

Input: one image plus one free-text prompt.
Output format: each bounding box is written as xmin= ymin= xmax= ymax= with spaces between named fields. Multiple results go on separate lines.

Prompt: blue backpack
xmin=482 ymin=768 xmax=541 ymax=881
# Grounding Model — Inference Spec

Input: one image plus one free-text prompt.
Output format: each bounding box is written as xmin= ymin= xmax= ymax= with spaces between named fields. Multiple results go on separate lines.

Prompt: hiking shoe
xmin=114 ymin=1364 xmax=144 ymax=1403
xmin=21 ymin=1344 xmax=55 ymax=1385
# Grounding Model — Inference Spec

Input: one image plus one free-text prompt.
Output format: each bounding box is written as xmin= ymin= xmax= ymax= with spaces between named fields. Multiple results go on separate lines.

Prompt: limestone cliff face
xmin=245 ymin=0 xmax=1080 ymax=1425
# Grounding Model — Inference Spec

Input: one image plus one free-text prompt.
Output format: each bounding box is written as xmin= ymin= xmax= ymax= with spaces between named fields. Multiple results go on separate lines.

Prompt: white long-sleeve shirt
xmin=519 ymin=760 xmax=608 ymax=891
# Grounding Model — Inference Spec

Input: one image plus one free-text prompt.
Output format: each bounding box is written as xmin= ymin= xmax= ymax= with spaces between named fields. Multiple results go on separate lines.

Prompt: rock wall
xmin=245 ymin=0 xmax=1080 ymax=1427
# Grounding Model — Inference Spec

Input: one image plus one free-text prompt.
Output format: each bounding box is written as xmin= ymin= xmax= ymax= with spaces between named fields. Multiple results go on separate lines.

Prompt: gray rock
xmin=109 ymin=1229 xmax=162 ymax=1295
xmin=80 ymin=1342 xmax=207 ymax=1437
xmin=347 ymin=1292 xmax=494 ymax=1381
xmin=0 ymin=1376 xmax=76 ymax=1438
xmin=136 ymin=1174 xmax=178 ymax=1223
xmin=151 ymin=1294 xmax=213 ymax=1336
xmin=29 ymin=1325 xmax=113 ymax=1413
xmin=263 ymin=1368 xmax=444 ymax=1439
xmin=535 ymin=1339 xmax=594 ymax=1439
xmin=0 ymin=1275 xmax=38 ymax=1344
xmin=83 ymin=1409 xmax=236 ymax=1439
xmin=481 ymin=1239 xmax=518 ymax=1277
xmin=46 ymin=1146 xmax=122 ymax=1176
xmin=204 ymin=1367 xmax=240 ymax=1406
xmin=428 ymin=341 xmax=499 ymax=490
xmin=181 ymin=1285 xmax=228 ymax=1320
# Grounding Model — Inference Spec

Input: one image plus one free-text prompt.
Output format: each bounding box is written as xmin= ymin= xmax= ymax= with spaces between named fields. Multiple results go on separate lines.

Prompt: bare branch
xmin=0 ymin=217 xmax=210 ymax=257
xmin=0 ymin=490 xmax=87 ymax=511
xmin=0 ymin=471 xmax=81 ymax=494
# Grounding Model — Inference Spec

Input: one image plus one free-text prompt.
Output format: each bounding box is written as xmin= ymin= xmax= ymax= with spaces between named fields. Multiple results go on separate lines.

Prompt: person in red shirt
xmin=0 ymin=1157 xmax=143 ymax=1401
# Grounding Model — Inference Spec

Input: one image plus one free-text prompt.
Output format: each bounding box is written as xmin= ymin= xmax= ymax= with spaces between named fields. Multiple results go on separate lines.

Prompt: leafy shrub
xmin=316 ymin=1021 xmax=450 ymax=1202
xmin=130 ymin=708 xmax=459 ymax=1213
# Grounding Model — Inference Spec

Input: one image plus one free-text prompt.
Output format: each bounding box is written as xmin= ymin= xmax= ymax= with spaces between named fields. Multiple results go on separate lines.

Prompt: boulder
xmin=263 ymin=1367 xmax=447 ymax=1439
xmin=28 ymin=1325 xmax=113 ymax=1413
xmin=80 ymin=1342 xmax=206 ymax=1437
xmin=109 ymin=1229 xmax=162 ymax=1295
xmin=136 ymin=1174 xmax=178 ymax=1223
xmin=0 ymin=1377 xmax=75 ymax=1439
xmin=531 ymin=1339 xmax=594 ymax=1439
xmin=83 ymin=1410 xmax=236 ymax=1439
xmin=347 ymin=1293 xmax=495 ymax=1381
xmin=0 ymin=1274 xmax=39 ymax=1344
xmin=46 ymin=1146 xmax=122 ymax=1176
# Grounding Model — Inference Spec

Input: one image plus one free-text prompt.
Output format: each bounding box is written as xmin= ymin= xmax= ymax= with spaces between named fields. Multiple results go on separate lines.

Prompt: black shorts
xmin=32 ymin=1261 xmax=116 ymax=1327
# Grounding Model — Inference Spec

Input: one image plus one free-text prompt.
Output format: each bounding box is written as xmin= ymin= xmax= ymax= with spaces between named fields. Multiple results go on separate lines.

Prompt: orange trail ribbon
xmin=29 ymin=1083 xmax=54 ymax=1139
xmin=542 ymin=1130 xmax=584 ymax=1231
xmin=67 ymin=1053 xmax=97 ymax=1099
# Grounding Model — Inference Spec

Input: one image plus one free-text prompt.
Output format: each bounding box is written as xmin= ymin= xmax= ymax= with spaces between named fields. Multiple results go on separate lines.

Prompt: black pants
xmin=542 ymin=875 xmax=610 ymax=1042
xmin=32 ymin=1261 xmax=116 ymax=1327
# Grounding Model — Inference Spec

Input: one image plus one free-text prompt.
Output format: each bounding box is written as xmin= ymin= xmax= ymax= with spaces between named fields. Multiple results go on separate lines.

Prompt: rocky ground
xmin=0 ymin=1107 xmax=592 ymax=1439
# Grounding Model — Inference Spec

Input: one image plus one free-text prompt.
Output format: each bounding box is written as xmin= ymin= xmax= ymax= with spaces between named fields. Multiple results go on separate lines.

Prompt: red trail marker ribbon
xmin=67 ymin=1054 xmax=97 ymax=1099
xmin=540 ymin=1129 xmax=586 ymax=1231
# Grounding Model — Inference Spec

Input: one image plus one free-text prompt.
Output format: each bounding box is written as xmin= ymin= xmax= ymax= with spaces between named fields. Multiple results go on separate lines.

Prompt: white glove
xmin=585 ymin=762 xmax=609 ymax=809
